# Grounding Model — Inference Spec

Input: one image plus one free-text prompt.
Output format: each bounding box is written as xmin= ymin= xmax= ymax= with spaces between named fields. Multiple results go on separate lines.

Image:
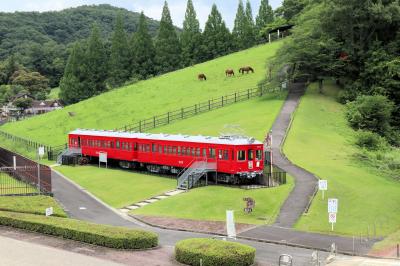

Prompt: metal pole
xmin=37 ymin=152 xmax=41 ymax=194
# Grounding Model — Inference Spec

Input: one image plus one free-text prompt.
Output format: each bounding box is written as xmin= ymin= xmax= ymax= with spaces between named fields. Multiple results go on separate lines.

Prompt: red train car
xmin=68 ymin=129 xmax=264 ymax=184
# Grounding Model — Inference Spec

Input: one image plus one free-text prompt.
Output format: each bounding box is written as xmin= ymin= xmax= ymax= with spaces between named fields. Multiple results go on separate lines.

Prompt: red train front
xmin=68 ymin=129 xmax=264 ymax=184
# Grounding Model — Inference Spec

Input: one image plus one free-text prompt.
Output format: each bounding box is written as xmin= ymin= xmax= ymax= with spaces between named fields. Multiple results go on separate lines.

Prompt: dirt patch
xmin=134 ymin=215 xmax=257 ymax=235
xmin=369 ymin=245 xmax=399 ymax=259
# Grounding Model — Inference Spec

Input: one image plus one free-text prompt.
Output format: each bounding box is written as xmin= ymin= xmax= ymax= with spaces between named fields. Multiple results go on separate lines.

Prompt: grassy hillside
xmin=284 ymin=82 xmax=400 ymax=236
xmin=1 ymin=41 xmax=283 ymax=146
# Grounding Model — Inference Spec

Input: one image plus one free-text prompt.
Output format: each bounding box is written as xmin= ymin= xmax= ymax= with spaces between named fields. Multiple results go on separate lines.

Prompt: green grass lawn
xmin=1 ymin=41 xmax=283 ymax=147
xmin=56 ymin=166 xmax=176 ymax=208
xmin=0 ymin=195 xmax=66 ymax=217
xmin=284 ymin=82 xmax=400 ymax=236
xmin=132 ymin=176 xmax=294 ymax=225
xmin=149 ymin=91 xmax=287 ymax=140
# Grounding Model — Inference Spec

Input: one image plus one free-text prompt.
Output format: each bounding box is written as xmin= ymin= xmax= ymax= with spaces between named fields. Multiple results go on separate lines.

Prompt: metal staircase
xmin=56 ymin=147 xmax=82 ymax=164
xmin=177 ymin=159 xmax=216 ymax=190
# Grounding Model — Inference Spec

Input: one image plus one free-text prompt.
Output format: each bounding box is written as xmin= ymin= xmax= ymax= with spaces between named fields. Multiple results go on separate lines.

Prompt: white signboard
xmin=226 ymin=210 xmax=236 ymax=239
xmin=38 ymin=146 xmax=45 ymax=158
xmin=99 ymin=152 xmax=107 ymax=163
xmin=13 ymin=156 xmax=17 ymax=170
xmin=45 ymin=207 xmax=53 ymax=217
xmin=328 ymin=198 xmax=338 ymax=213
xmin=329 ymin=212 xmax=337 ymax=223
xmin=319 ymin=180 xmax=328 ymax=191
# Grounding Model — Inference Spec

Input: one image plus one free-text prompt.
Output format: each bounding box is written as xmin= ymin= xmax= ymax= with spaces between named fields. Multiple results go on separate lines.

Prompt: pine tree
xmin=181 ymin=0 xmax=202 ymax=66
xmin=155 ymin=1 xmax=182 ymax=74
xmin=244 ymin=0 xmax=256 ymax=47
xmin=202 ymin=4 xmax=232 ymax=61
xmin=59 ymin=43 xmax=86 ymax=104
xmin=84 ymin=24 xmax=108 ymax=98
xmin=131 ymin=12 xmax=156 ymax=79
xmin=256 ymin=0 xmax=274 ymax=41
xmin=233 ymin=1 xmax=247 ymax=50
xmin=109 ymin=14 xmax=131 ymax=87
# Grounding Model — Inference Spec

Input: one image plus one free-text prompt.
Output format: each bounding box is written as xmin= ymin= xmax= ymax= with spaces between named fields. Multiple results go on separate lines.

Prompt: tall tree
xmin=281 ymin=0 xmax=307 ymax=21
xmin=155 ymin=1 xmax=182 ymax=74
xmin=256 ymin=0 xmax=274 ymax=39
xmin=244 ymin=0 xmax=256 ymax=47
xmin=202 ymin=4 xmax=232 ymax=61
xmin=59 ymin=43 xmax=86 ymax=104
xmin=5 ymin=54 xmax=18 ymax=84
xmin=109 ymin=14 xmax=131 ymax=87
xmin=181 ymin=0 xmax=202 ymax=66
xmin=233 ymin=1 xmax=247 ymax=50
xmin=84 ymin=24 xmax=108 ymax=98
xmin=131 ymin=12 xmax=156 ymax=79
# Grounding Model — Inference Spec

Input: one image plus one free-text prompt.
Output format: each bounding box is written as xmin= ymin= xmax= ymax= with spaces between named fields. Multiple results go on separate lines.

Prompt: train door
xmin=247 ymin=149 xmax=255 ymax=170
xmin=77 ymin=137 xmax=81 ymax=148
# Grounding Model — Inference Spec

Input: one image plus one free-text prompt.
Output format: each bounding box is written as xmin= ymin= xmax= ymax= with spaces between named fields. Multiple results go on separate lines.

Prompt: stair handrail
xmin=178 ymin=156 xmax=211 ymax=189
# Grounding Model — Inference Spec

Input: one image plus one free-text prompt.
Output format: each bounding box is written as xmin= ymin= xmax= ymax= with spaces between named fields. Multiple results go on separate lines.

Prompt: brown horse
xmin=239 ymin=66 xmax=254 ymax=74
xmin=225 ymin=69 xmax=235 ymax=77
xmin=198 ymin=73 xmax=207 ymax=81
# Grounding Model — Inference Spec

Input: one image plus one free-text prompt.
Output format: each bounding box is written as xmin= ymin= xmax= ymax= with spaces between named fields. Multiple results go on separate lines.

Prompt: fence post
xmin=235 ymin=93 xmax=237 ymax=102
xmin=181 ymin=108 xmax=184 ymax=119
xmin=248 ymin=89 xmax=250 ymax=99
xmin=167 ymin=112 xmax=170 ymax=124
xmin=221 ymin=96 xmax=224 ymax=107
xmin=153 ymin=116 xmax=156 ymax=128
xmin=260 ymin=87 xmax=263 ymax=96
xmin=195 ymin=104 xmax=197 ymax=114
xmin=208 ymin=100 xmax=211 ymax=110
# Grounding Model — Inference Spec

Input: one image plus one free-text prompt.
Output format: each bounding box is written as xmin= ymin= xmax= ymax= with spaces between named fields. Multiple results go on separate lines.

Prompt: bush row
xmin=175 ymin=238 xmax=255 ymax=266
xmin=0 ymin=211 xmax=158 ymax=249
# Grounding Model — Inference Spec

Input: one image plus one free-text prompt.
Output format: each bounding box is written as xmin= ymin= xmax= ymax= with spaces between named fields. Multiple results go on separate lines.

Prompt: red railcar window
xmin=223 ymin=150 xmax=229 ymax=160
xmin=256 ymin=150 xmax=262 ymax=160
xmin=172 ymin=146 xmax=177 ymax=154
xmin=218 ymin=150 xmax=222 ymax=159
xmin=238 ymin=150 xmax=246 ymax=161
xmin=134 ymin=143 xmax=138 ymax=151
xmin=116 ymin=140 xmax=120 ymax=149
xmin=196 ymin=148 xmax=200 ymax=157
xmin=248 ymin=150 xmax=254 ymax=160
xmin=202 ymin=148 xmax=207 ymax=157
xmin=209 ymin=148 xmax=216 ymax=158
xmin=177 ymin=147 xmax=181 ymax=155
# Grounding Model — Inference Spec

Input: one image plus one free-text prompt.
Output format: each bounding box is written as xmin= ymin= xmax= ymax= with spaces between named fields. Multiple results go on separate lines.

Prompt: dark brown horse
xmin=225 ymin=69 xmax=235 ymax=77
xmin=239 ymin=66 xmax=254 ymax=74
xmin=198 ymin=73 xmax=207 ymax=81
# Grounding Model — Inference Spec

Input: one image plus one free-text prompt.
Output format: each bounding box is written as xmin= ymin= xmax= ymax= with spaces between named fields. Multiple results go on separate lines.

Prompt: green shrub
xmin=0 ymin=211 xmax=158 ymax=249
xmin=355 ymin=131 xmax=387 ymax=150
xmin=175 ymin=238 xmax=255 ymax=266
xmin=345 ymin=95 xmax=394 ymax=136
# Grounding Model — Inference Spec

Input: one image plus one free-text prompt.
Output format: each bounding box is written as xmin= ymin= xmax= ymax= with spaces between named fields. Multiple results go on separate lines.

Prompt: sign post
xmin=328 ymin=198 xmax=338 ymax=231
xmin=318 ymin=180 xmax=328 ymax=199
xmin=45 ymin=207 xmax=53 ymax=217
xmin=99 ymin=152 xmax=108 ymax=168
xmin=226 ymin=210 xmax=236 ymax=239
xmin=13 ymin=156 xmax=16 ymax=170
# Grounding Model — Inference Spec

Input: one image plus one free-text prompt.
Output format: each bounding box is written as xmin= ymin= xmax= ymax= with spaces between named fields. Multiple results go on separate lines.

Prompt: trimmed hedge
xmin=0 ymin=211 xmax=158 ymax=249
xmin=175 ymin=238 xmax=255 ymax=266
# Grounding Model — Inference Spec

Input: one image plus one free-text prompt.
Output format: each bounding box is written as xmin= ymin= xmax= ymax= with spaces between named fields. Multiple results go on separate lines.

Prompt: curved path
xmin=271 ymin=82 xmax=318 ymax=228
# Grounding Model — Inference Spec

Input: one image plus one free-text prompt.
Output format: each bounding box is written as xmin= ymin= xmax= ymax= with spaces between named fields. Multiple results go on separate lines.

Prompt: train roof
xmin=69 ymin=129 xmax=263 ymax=146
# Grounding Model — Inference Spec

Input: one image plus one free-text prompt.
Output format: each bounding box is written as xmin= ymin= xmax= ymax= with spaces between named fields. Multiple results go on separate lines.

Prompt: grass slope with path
xmin=1 ymin=41 xmax=283 ymax=147
xmin=55 ymin=166 xmax=176 ymax=208
xmin=284 ymin=83 xmax=400 ymax=236
xmin=0 ymin=195 xmax=66 ymax=217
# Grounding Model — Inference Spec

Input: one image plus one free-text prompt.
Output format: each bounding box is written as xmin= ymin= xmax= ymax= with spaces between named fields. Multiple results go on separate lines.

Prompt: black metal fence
xmin=0 ymin=147 xmax=52 ymax=194
xmin=116 ymin=84 xmax=283 ymax=132
xmin=0 ymin=130 xmax=53 ymax=154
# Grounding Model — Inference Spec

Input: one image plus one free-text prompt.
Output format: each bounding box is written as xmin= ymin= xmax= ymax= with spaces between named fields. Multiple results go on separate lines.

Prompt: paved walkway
xmin=0 ymin=235 xmax=122 ymax=266
xmin=271 ymin=82 xmax=318 ymax=227
xmin=330 ymin=256 xmax=400 ymax=266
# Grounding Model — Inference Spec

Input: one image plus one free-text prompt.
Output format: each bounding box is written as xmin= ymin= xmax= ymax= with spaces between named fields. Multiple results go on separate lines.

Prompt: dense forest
xmin=0 ymin=5 xmax=161 ymax=88
xmin=275 ymin=0 xmax=400 ymax=147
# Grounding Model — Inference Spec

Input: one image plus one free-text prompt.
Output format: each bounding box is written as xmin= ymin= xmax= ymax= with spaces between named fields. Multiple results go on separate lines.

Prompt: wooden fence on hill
xmin=116 ymin=84 xmax=283 ymax=132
